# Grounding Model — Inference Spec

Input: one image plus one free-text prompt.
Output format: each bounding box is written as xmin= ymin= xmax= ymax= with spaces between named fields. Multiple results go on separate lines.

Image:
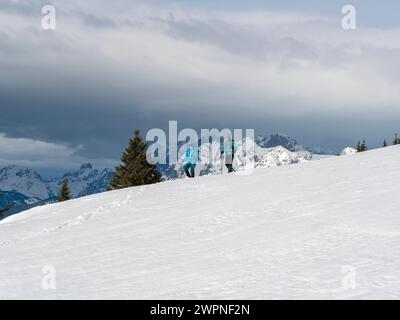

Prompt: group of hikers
xmin=183 ymin=138 xmax=237 ymax=178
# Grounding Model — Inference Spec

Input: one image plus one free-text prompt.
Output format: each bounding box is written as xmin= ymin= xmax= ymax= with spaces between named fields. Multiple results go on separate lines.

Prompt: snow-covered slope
xmin=1 ymin=146 xmax=400 ymax=299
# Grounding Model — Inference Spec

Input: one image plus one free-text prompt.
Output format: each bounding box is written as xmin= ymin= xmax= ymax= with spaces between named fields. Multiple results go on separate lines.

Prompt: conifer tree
xmin=383 ymin=139 xmax=388 ymax=147
xmin=357 ymin=140 xmax=367 ymax=152
xmin=394 ymin=134 xmax=400 ymax=145
xmin=0 ymin=191 xmax=12 ymax=219
xmin=360 ymin=140 xmax=368 ymax=152
xmin=108 ymin=129 xmax=162 ymax=190
xmin=356 ymin=140 xmax=361 ymax=152
xmin=59 ymin=178 xmax=71 ymax=202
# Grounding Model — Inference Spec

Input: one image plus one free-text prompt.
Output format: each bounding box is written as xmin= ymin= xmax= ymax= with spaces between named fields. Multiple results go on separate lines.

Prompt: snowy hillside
xmin=1 ymin=146 xmax=400 ymax=299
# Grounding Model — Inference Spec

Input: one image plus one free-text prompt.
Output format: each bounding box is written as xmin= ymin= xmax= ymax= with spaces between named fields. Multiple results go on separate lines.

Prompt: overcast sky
xmin=1 ymin=0 xmax=400 ymax=176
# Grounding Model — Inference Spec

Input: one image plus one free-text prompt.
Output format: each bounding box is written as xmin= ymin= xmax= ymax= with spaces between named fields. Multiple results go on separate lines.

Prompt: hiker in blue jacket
xmin=183 ymin=146 xmax=198 ymax=178
xmin=221 ymin=137 xmax=237 ymax=173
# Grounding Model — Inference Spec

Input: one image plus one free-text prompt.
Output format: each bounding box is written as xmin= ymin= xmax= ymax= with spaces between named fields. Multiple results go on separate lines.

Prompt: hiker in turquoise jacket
xmin=183 ymin=146 xmax=198 ymax=178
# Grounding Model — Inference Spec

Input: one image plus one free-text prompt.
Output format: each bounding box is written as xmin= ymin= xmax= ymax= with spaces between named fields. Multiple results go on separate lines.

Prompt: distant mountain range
xmin=0 ymin=163 xmax=113 ymax=218
xmin=255 ymin=133 xmax=333 ymax=155
xmin=255 ymin=133 xmax=304 ymax=151
xmin=0 ymin=133 xmax=326 ymax=219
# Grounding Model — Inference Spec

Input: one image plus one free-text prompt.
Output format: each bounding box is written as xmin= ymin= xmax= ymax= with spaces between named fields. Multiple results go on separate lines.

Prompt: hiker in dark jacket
xmin=221 ymin=137 xmax=237 ymax=173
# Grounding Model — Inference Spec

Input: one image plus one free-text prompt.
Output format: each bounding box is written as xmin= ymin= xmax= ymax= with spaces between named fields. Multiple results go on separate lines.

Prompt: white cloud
xmin=0 ymin=133 xmax=116 ymax=171
xmin=0 ymin=133 xmax=80 ymax=159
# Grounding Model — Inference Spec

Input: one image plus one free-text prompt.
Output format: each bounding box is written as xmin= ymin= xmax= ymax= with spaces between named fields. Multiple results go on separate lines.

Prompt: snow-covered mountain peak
xmin=255 ymin=133 xmax=305 ymax=152
xmin=59 ymin=163 xmax=99 ymax=182
xmin=0 ymin=165 xmax=43 ymax=180
xmin=51 ymin=164 xmax=111 ymax=198
xmin=80 ymin=163 xmax=93 ymax=171
xmin=0 ymin=163 xmax=114 ymax=210
xmin=0 ymin=165 xmax=50 ymax=200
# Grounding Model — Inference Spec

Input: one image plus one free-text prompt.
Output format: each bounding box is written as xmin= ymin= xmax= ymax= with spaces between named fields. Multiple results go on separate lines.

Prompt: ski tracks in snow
xmin=0 ymin=187 xmax=146 ymax=247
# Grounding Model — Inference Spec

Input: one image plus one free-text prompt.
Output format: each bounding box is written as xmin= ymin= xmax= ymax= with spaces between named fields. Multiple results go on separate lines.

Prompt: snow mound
xmin=256 ymin=146 xmax=306 ymax=168
xmin=340 ymin=147 xmax=357 ymax=156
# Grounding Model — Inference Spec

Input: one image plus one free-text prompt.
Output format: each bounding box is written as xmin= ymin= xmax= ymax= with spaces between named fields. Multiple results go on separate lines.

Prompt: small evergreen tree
xmin=108 ymin=129 xmax=162 ymax=190
xmin=360 ymin=140 xmax=368 ymax=152
xmin=356 ymin=139 xmax=367 ymax=152
xmin=0 ymin=191 xmax=12 ymax=219
xmin=394 ymin=134 xmax=400 ymax=145
xmin=383 ymin=139 xmax=388 ymax=147
xmin=59 ymin=178 xmax=71 ymax=202
xmin=356 ymin=140 xmax=361 ymax=152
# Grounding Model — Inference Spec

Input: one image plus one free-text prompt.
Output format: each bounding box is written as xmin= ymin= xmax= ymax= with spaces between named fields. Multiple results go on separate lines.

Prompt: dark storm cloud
xmin=0 ymin=0 xmax=43 ymax=14
xmin=1 ymin=0 xmax=400 ymax=173
xmin=70 ymin=11 xmax=117 ymax=29
xmin=161 ymin=15 xmax=318 ymax=62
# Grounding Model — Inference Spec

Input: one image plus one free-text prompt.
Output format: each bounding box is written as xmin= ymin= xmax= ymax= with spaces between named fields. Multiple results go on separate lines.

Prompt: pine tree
xmin=357 ymin=139 xmax=367 ymax=152
xmin=360 ymin=139 xmax=368 ymax=152
xmin=394 ymin=134 xmax=400 ymax=145
xmin=59 ymin=178 xmax=71 ymax=202
xmin=108 ymin=129 xmax=162 ymax=190
xmin=0 ymin=191 xmax=12 ymax=219
xmin=356 ymin=140 xmax=361 ymax=152
xmin=383 ymin=139 xmax=388 ymax=147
